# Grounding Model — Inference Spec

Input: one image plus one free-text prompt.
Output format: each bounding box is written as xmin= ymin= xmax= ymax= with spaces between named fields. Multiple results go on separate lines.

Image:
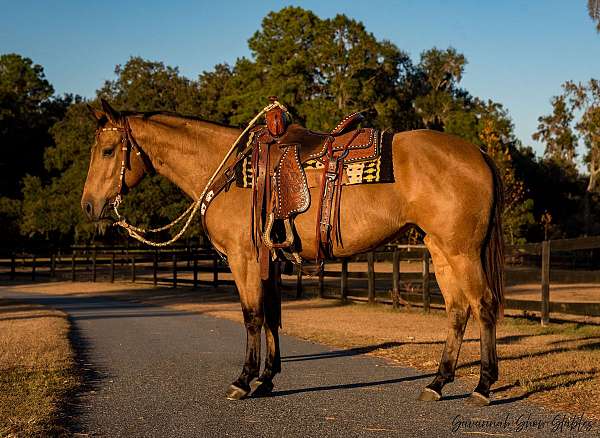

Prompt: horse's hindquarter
xmin=394 ymin=130 xmax=494 ymax=250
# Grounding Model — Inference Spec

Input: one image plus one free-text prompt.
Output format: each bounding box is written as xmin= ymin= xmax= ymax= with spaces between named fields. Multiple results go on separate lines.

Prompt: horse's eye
xmin=102 ymin=147 xmax=115 ymax=158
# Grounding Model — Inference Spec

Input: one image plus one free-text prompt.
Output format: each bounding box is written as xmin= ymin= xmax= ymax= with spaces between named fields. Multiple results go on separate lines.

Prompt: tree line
xmin=1 ymin=6 xmax=598 ymax=249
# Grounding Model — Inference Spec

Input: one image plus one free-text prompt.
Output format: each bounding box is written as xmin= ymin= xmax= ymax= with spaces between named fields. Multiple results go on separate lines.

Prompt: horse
xmin=81 ymin=99 xmax=504 ymax=406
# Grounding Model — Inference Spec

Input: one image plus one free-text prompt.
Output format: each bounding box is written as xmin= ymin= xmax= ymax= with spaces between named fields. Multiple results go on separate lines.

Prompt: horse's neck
xmin=129 ymin=116 xmax=241 ymax=200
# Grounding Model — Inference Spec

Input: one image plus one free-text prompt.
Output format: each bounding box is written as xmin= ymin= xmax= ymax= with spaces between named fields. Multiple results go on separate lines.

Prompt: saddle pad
xmin=235 ymin=130 xmax=394 ymax=188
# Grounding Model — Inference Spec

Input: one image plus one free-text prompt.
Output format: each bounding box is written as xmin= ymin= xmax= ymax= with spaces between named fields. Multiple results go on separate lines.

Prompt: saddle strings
xmin=113 ymin=101 xmax=287 ymax=247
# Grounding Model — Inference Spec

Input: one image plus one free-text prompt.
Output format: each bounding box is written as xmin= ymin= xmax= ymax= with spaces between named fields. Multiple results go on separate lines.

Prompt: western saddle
xmin=203 ymin=98 xmax=382 ymax=279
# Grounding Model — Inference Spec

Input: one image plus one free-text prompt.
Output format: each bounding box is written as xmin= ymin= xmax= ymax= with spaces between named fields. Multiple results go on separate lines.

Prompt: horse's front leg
xmin=225 ymin=252 xmax=265 ymax=400
xmin=252 ymin=261 xmax=281 ymax=397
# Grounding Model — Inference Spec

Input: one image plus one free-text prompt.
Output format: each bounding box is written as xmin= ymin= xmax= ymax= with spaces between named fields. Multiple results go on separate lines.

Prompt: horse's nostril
xmin=85 ymin=202 xmax=93 ymax=217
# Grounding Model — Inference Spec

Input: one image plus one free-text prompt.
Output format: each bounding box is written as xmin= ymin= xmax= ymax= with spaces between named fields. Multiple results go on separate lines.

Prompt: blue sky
xmin=1 ymin=0 xmax=599 ymax=156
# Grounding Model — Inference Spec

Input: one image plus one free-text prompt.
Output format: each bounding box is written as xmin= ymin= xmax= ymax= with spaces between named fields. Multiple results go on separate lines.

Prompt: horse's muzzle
xmin=81 ymin=197 xmax=110 ymax=222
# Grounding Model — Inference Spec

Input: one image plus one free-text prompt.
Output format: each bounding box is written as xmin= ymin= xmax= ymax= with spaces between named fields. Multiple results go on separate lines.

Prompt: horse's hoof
xmin=252 ymin=380 xmax=274 ymax=397
xmin=466 ymin=391 xmax=490 ymax=406
xmin=418 ymin=387 xmax=442 ymax=401
xmin=226 ymin=384 xmax=250 ymax=400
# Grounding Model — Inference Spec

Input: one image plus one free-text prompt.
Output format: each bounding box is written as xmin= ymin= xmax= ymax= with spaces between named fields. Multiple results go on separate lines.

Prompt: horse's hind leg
xmin=447 ymin=250 xmax=499 ymax=406
xmin=253 ymin=262 xmax=281 ymax=397
xmin=419 ymin=236 xmax=471 ymax=401
xmin=225 ymin=252 xmax=264 ymax=400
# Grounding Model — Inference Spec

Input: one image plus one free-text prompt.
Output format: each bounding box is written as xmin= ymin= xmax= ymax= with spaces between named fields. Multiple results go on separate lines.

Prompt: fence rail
xmin=2 ymin=237 xmax=600 ymax=323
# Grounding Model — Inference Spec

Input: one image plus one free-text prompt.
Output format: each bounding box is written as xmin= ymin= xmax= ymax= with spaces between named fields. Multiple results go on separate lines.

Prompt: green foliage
xmin=98 ymin=57 xmax=202 ymax=114
xmin=414 ymin=47 xmax=468 ymax=129
xmin=202 ymin=7 xmax=419 ymax=132
xmin=535 ymin=80 xmax=600 ymax=192
xmin=20 ymin=102 xmax=96 ymax=242
xmin=0 ymin=54 xmax=70 ymax=198
xmin=532 ymin=95 xmax=578 ymax=167
xmin=589 ymin=0 xmax=600 ymax=32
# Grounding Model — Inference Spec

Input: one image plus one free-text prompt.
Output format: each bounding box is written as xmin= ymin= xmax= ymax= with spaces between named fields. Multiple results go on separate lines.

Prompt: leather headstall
xmin=98 ymin=117 xmax=155 ymax=206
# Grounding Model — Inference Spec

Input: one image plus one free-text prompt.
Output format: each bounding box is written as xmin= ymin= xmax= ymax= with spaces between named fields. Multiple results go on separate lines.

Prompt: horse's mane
xmin=122 ymin=110 xmax=237 ymax=129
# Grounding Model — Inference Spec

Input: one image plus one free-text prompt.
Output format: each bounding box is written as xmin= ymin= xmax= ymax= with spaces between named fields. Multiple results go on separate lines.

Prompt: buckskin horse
xmin=81 ymin=99 xmax=504 ymax=406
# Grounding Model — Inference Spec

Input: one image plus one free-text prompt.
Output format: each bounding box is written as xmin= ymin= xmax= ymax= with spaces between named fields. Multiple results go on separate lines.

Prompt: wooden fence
xmin=0 ymin=245 xmax=233 ymax=288
xmin=2 ymin=237 xmax=600 ymax=323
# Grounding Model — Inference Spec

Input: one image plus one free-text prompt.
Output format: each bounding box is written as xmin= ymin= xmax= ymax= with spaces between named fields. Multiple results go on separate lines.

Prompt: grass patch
xmin=0 ymin=300 xmax=79 ymax=436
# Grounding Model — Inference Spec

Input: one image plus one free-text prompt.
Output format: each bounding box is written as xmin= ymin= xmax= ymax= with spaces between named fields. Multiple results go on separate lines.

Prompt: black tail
xmin=480 ymin=152 xmax=505 ymax=318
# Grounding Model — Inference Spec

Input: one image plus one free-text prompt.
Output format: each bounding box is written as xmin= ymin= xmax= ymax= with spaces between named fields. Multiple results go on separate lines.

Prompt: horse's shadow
xmin=261 ymin=372 xmax=437 ymax=398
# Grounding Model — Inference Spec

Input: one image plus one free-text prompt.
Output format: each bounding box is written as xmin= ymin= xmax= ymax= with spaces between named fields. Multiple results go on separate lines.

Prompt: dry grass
xmin=0 ymin=299 xmax=79 ymax=437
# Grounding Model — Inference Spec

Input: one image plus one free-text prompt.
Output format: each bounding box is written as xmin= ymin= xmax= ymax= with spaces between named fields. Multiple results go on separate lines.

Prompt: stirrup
xmin=262 ymin=213 xmax=295 ymax=249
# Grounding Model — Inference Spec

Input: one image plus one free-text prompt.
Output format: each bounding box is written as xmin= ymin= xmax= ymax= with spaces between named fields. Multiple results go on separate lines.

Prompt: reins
xmin=107 ymin=101 xmax=287 ymax=247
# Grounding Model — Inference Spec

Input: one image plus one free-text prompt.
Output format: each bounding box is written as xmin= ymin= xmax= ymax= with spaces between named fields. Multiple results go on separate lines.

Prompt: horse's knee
xmin=242 ymin=308 xmax=264 ymax=331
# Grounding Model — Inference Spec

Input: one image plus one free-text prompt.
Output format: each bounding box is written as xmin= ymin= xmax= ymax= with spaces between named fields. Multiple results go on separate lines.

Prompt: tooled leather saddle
xmin=202 ymin=99 xmax=383 ymax=280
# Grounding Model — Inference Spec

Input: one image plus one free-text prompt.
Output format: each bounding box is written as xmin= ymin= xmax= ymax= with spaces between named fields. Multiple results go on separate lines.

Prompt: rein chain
xmin=108 ymin=101 xmax=287 ymax=247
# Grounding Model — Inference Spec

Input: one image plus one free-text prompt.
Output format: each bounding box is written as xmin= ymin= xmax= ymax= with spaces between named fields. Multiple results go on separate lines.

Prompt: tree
xmin=205 ymin=7 xmax=419 ymax=132
xmin=589 ymin=0 xmax=600 ymax=32
xmin=532 ymin=95 xmax=578 ymax=168
xmin=0 ymin=53 xmax=70 ymax=198
xmin=413 ymin=47 xmax=468 ymax=130
xmin=535 ymin=80 xmax=600 ymax=191
xmin=563 ymin=80 xmax=600 ymax=191
xmin=478 ymin=106 xmax=535 ymax=244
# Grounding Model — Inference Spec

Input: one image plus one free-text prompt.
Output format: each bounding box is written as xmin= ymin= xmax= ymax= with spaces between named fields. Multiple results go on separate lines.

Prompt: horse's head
xmin=81 ymin=99 xmax=148 ymax=222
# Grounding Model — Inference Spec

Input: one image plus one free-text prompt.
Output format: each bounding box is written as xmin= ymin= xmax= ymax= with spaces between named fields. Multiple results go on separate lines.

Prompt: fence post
xmin=367 ymin=252 xmax=375 ymax=304
xmin=172 ymin=254 xmax=177 ymax=288
xmin=541 ymin=240 xmax=551 ymax=326
xmin=50 ymin=253 xmax=56 ymax=278
xmin=92 ymin=246 xmax=97 ymax=283
xmin=31 ymin=255 xmax=36 ymax=281
xmin=71 ymin=250 xmax=76 ymax=282
xmin=10 ymin=253 xmax=15 ymax=280
xmin=212 ymin=252 xmax=219 ymax=288
xmin=296 ymin=265 xmax=303 ymax=298
xmin=131 ymin=256 xmax=136 ymax=282
xmin=153 ymin=250 xmax=158 ymax=286
xmin=193 ymin=252 xmax=198 ymax=289
xmin=422 ymin=249 xmax=430 ymax=313
xmin=392 ymin=248 xmax=400 ymax=308
xmin=110 ymin=252 xmax=115 ymax=283
xmin=318 ymin=262 xmax=325 ymax=298
xmin=340 ymin=259 xmax=348 ymax=301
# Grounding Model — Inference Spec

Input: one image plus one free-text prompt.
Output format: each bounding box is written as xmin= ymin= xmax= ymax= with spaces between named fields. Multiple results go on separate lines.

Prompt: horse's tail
xmin=480 ymin=152 xmax=505 ymax=319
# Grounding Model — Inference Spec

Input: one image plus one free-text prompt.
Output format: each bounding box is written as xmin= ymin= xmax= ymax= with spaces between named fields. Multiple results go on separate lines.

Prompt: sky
xmin=1 ymin=0 xmax=599 ymax=157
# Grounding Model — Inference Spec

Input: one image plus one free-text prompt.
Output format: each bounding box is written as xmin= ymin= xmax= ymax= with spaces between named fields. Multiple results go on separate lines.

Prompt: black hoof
xmin=466 ymin=391 xmax=490 ymax=406
xmin=418 ymin=387 xmax=442 ymax=401
xmin=251 ymin=379 xmax=274 ymax=397
xmin=226 ymin=383 xmax=250 ymax=400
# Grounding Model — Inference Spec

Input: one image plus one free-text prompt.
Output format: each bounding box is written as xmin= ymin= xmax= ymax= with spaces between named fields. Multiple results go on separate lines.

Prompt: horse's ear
xmin=86 ymin=104 xmax=105 ymax=122
xmin=100 ymin=98 xmax=120 ymax=124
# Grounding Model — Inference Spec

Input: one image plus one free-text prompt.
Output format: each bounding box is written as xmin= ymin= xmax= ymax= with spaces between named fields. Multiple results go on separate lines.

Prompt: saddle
xmin=249 ymin=102 xmax=381 ymax=279
xmin=199 ymin=99 xmax=384 ymax=280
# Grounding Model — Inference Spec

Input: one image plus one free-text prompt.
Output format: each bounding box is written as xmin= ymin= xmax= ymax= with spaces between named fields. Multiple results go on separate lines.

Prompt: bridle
xmin=97 ymin=117 xmax=154 ymax=212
